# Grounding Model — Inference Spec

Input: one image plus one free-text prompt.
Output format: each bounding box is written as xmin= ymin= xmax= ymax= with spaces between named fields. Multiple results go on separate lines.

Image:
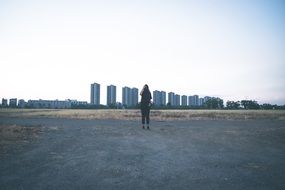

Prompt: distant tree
xmin=226 ymin=101 xmax=241 ymax=109
xmin=107 ymin=103 xmax=117 ymax=109
xmin=277 ymin=105 xmax=285 ymax=110
xmin=260 ymin=103 xmax=274 ymax=110
xmin=240 ymin=100 xmax=260 ymax=109
xmin=205 ymin=98 xmax=224 ymax=109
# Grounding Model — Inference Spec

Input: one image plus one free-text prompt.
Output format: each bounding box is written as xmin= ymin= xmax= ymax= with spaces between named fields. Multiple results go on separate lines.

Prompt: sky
xmin=0 ymin=0 xmax=285 ymax=105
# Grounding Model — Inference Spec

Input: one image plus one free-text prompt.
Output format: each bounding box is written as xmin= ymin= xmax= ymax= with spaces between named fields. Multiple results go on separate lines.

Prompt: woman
xmin=140 ymin=84 xmax=152 ymax=129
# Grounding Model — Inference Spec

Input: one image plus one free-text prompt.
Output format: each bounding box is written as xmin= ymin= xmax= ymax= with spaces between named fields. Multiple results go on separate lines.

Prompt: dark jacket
xmin=141 ymin=89 xmax=152 ymax=107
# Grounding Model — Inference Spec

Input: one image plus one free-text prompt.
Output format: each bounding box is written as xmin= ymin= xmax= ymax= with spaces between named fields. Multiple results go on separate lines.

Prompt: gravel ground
xmin=0 ymin=117 xmax=285 ymax=190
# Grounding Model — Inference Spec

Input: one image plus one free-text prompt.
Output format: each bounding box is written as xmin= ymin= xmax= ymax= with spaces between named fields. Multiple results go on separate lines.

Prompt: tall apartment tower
xmin=131 ymin=88 xmax=139 ymax=106
xmin=198 ymin=97 xmax=205 ymax=106
xmin=90 ymin=83 xmax=100 ymax=105
xmin=122 ymin=87 xmax=139 ymax=107
xmin=153 ymin=90 xmax=162 ymax=106
xmin=107 ymin=85 xmax=116 ymax=106
xmin=181 ymin=95 xmax=188 ymax=106
xmin=168 ymin=92 xmax=175 ymax=106
xmin=161 ymin=91 xmax=166 ymax=106
xmin=188 ymin=95 xmax=199 ymax=106
xmin=153 ymin=90 xmax=166 ymax=106
xmin=122 ymin=87 xmax=131 ymax=107
xmin=175 ymin=94 xmax=180 ymax=106
xmin=193 ymin=95 xmax=199 ymax=106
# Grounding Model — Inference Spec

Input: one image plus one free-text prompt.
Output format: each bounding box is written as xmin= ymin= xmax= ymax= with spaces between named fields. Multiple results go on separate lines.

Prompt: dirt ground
xmin=0 ymin=116 xmax=285 ymax=190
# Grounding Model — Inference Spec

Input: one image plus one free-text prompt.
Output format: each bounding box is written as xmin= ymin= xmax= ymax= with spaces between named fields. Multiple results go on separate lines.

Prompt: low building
xmin=18 ymin=99 xmax=26 ymax=108
xmin=27 ymin=99 xmax=72 ymax=109
xmin=1 ymin=98 xmax=8 ymax=107
xmin=9 ymin=98 xmax=17 ymax=108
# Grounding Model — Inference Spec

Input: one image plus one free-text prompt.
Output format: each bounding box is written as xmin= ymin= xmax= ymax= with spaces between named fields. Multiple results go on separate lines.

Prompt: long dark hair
xmin=141 ymin=84 xmax=150 ymax=95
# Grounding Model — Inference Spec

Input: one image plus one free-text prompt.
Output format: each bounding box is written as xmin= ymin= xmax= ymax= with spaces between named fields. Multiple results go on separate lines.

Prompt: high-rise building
xmin=161 ymin=91 xmax=166 ymax=106
xmin=123 ymin=87 xmax=138 ymax=107
xmin=153 ymin=90 xmax=161 ymax=106
xmin=175 ymin=94 xmax=180 ymax=106
xmin=122 ymin=86 xmax=131 ymax=107
xmin=131 ymin=88 xmax=138 ymax=106
xmin=193 ymin=95 xmax=199 ymax=106
xmin=153 ymin=90 xmax=166 ymax=106
xmin=181 ymin=95 xmax=187 ymax=106
xmin=198 ymin=97 xmax=205 ymax=106
xmin=107 ymin=85 xmax=116 ymax=106
xmin=90 ymin=83 xmax=100 ymax=105
xmin=168 ymin=92 xmax=175 ymax=106
xmin=188 ymin=96 xmax=195 ymax=106
xmin=189 ymin=95 xmax=199 ymax=106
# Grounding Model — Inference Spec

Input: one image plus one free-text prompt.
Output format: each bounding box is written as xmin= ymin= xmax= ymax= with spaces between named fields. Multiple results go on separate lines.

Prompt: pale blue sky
xmin=0 ymin=0 xmax=285 ymax=104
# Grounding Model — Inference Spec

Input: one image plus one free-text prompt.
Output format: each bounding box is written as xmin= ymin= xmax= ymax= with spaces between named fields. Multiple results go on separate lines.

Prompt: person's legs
xmin=146 ymin=108 xmax=150 ymax=129
xmin=141 ymin=109 xmax=146 ymax=129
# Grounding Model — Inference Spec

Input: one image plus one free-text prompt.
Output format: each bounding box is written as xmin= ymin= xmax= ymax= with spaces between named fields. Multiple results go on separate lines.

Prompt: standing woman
xmin=140 ymin=84 xmax=152 ymax=129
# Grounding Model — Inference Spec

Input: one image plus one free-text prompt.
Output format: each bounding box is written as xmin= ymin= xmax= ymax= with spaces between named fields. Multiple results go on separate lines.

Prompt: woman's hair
xmin=140 ymin=84 xmax=149 ymax=95
xmin=144 ymin=84 xmax=149 ymax=90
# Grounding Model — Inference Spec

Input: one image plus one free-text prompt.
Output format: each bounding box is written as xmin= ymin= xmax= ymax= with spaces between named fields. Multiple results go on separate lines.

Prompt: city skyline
xmin=97 ymin=83 xmax=221 ymax=106
xmin=1 ymin=81 xmax=284 ymax=106
xmin=0 ymin=80 xmax=283 ymax=108
xmin=0 ymin=1 xmax=284 ymax=104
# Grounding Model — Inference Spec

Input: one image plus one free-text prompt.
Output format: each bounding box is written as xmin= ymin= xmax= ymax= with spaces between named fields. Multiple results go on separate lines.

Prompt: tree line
xmin=151 ymin=98 xmax=285 ymax=110
xmin=2 ymin=98 xmax=284 ymax=110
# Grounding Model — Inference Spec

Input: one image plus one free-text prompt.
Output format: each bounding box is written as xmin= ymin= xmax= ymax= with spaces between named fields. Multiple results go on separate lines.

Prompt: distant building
xmin=91 ymin=83 xmax=100 ymax=105
xmin=27 ymin=99 xmax=72 ymax=109
xmin=175 ymin=94 xmax=180 ymax=106
xmin=9 ymin=98 xmax=17 ymax=108
xmin=18 ymin=99 xmax=26 ymax=108
xmin=131 ymin=88 xmax=138 ymax=106
xmin=107 ymin=85 xmax=116 ymax=106
xmin=168 ymin=92 xmax=175 ymax=106
xmin=181 ymin=95 xmax=187 ymax=106
xmin=199 ymin=97 xmax=205 ymax=106
xmin=161 ymin=91 xmax=166 ymax=106
xmin=153 ymin=90 xmax=167 ymax=106
xmin=153 ymin=90 xmax=162 ymax=106
xmin=189 ymin=95 xmax=199 ymax=106
xmin=122 ymin=87 xmax=131 ymax=107
xmin=188 ymin=96 xmax=195 ymax=106
xmin=2 ymin=98 xmax=8 ymax=107
xmin=193 ymin=95 xmax=199 ymax=106
xmin=122 ymin=87 xmax=138 ymax=107
xmin=204 ymin=96 xmax=211 ymax=103
xmin=68 ymin=99 xmax=88 ymax=107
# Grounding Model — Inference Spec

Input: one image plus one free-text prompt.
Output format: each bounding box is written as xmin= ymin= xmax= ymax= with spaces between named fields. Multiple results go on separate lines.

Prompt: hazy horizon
xmin=1 ymin=0 xmax=285 ymax=105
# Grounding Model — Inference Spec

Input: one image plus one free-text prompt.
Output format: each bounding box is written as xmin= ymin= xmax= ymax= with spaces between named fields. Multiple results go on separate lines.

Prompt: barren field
xmin=1 ymin=109 xmax=285 ymax=190
xmin=1 ymin=108 xmax=285 ymax=120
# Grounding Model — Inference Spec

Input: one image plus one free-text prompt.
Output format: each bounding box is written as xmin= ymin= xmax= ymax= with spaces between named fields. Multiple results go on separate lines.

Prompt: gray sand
xmin=1 ymin=117 xmax=285 ymax=190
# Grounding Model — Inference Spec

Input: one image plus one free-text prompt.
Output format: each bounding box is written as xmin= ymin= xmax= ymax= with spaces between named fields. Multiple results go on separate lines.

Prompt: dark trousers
xmin=141 ymin=106 xmax=150 ymax=125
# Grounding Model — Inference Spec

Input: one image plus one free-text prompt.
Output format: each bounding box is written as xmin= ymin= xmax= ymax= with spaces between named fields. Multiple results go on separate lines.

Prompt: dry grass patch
xmin=1 ymin=109 xmax=285 ymax=120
